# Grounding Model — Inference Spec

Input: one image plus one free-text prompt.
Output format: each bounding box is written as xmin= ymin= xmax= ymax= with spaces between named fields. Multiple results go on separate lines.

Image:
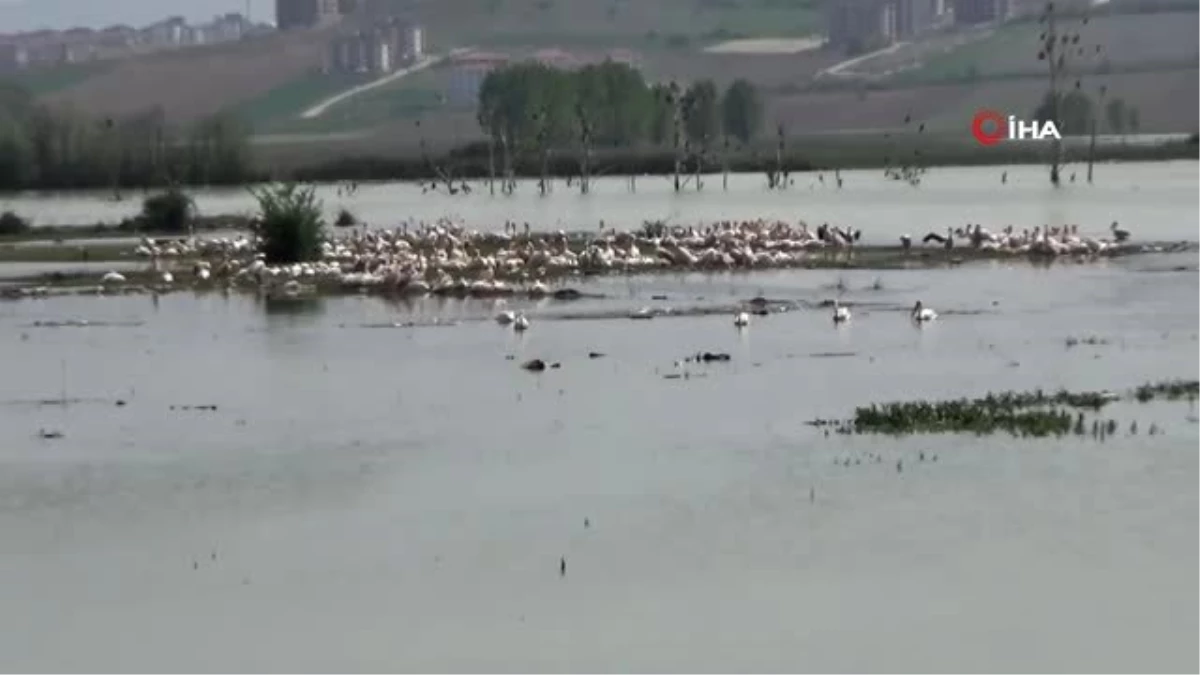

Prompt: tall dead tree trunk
xmin=487 ymin=134 xmax=497 ymax=196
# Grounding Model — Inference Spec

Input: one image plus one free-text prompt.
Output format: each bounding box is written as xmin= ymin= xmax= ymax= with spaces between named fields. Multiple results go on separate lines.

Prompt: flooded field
xmin=0 ymin=252 xmax=1196 ymax=671
xmin=2 ymin=161 xmax=1197 ymax=245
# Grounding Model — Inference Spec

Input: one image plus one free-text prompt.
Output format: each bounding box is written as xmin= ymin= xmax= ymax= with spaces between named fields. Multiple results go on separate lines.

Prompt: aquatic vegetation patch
xmin=1134 ymin=380 xmax=1199 ymax=403
xmin=813 ymin=380 xmax=1198 ymax=438
xmin=841 ymin=388 xmax=1117 ymax=436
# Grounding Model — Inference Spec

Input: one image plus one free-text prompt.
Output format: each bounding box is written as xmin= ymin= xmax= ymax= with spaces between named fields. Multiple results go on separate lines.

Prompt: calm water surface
xmin=2 ymin=161 xmax=1197 ymax=244
xmin=0 ymin=253 xmax=1196 ymax=671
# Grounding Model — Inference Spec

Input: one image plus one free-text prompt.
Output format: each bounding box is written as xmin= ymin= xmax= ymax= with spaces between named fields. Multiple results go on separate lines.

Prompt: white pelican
xmin=734 ymin=311 xmax=750 ymax=327
xmin=911 ymin=300 xmax=938 ymax=323
xmin=496 ymin=310 xmax=516 ymax=325
xmin=832 ymin=300 xmax=850 ymax=323
xmin=101 ymin=271 xmax=126 ymax=284
xmin=159 ymin=271 xmax=174 ymax=284
xmin=513 ymin=313 xmax=531 ymax=331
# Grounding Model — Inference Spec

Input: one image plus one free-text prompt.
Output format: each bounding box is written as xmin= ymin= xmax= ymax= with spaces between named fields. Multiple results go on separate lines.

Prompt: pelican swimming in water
xmin=513 ymin=313 xmax=531 ymax=331
xmin=101 ymin=271 xmax=126 ymax=284
xmin=734 ymin=311 xmax=750 ymax=327
xmin=496 ymin=310 xmax=517 ymax=325
xmin=832 ymin=300 xmax=851 ymax=323
xmin=911 ymin=300 xmax=938 ymax=323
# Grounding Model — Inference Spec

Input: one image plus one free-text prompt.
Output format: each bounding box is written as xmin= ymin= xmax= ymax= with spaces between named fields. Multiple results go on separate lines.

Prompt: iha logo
xmin=971 ymin=109 xmax=1062 ymax=146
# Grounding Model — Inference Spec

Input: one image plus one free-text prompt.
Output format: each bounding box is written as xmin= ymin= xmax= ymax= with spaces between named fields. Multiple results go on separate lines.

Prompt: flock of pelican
xmin=102 ymin=218 xmax=1137 ymax=299
xmin=903 ymin=221 xmax=1132 ymax=255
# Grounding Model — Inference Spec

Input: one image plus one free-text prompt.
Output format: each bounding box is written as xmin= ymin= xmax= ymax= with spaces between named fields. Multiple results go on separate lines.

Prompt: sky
xmin=0 ymin=0 xmax=267 ymax=32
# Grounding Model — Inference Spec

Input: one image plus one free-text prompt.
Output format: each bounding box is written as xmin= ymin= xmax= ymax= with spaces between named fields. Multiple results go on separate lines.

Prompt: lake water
xmin=1 ymin=252 xmax=1197 ymax=671
xmin=2 ymin=160 xmax=1197 ymax=245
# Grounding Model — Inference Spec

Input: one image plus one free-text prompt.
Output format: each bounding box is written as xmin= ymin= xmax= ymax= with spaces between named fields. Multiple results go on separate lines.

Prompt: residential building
xmin=276 ymin=0 xmax=342 ymax=30
xmin=328 ymin=30 xmax=389 ymax=73
xmin=325 ymin=20 xmax=424 ymax=75
xmin=0 ymin=44 xmax=30 ymax=71
xmin=0 ymin=13 xmax=257 ymax=70
xmin=826 ymin=0 xmax=947 ymax=53
xmin=827 ymin=0 xmax=898 ymax=53
xmin=141 ymin=16 xmax=188 ymax=48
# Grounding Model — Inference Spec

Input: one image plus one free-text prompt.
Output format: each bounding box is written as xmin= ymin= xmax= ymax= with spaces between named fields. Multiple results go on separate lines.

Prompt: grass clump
xmin=139 ymin=187 xmax=195 ymax=233
xmin=0 ymin=210 xmax=32 ymax=236
xmin=1134 ymin=379 xmax=1199 ymax=403
xmin=838 ymin=387 xmax=1122 ymax=438
xmin=251 ymin=183 xmax=325 ymax=264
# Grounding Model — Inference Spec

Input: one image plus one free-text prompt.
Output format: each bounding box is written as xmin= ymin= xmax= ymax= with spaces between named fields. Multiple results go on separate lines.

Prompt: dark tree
xmin=720 ymin=79 xmax=763 ymax=144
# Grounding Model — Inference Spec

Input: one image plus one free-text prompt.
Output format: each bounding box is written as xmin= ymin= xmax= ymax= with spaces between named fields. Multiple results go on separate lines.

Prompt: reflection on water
xmin=260 ymin=294 xmax=327 ymax=319
xmin=0 ymin=256 xmax=1196 ymax=672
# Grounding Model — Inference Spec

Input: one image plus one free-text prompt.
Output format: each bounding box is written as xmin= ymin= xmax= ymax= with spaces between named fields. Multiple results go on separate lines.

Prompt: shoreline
xmin=0 ymin=215 xmax=254 ymax=245
xmin=4 ymin=241 xmax=1195 ymax=302
xmin=1 ymin=135 xmax=1195 ymax=194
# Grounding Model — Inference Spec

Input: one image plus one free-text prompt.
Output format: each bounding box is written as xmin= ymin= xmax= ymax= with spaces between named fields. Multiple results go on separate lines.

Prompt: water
xmin=2 ymin=161 xmax=1197 ymax=244
xmin=0 ymin=253 xmax=1196 ymax=671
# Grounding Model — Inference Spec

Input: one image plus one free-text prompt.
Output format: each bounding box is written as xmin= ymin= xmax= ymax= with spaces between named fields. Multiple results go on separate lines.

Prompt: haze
xmin=0 ymin=0 xmax=260 ymax=31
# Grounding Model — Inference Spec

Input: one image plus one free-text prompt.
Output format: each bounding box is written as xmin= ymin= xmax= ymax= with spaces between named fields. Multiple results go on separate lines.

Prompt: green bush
xmin=140 ymin=187 xmax=195 ymax=233
xmin=251 ymin=183 xmax=325 ymax=264
xmin=334 ymin=207 xmax=358 ymax=228
xmin=0 ymin=210 xmax=32 ymax=235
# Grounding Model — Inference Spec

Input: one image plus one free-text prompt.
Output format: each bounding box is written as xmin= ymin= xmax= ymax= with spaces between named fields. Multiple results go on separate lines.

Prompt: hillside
xmin=852 ymin=11 xmax=1200 ymax=84
xmin=361 ymin=0 xmax=822 ymax=48
xmin=11 ymin=1 xmax=1197 ymax=151
xmin=38 ymin=26 xmax=340 ymax=123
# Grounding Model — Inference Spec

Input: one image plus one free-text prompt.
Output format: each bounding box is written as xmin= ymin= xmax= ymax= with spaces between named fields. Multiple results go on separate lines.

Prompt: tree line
xmin=475 ymin=60 xmax=765 ymax=152
xmin=1032 ymin=89 xmax=1143 ymax=136
xmin=0 ymin=82 xmax=253 ymax=191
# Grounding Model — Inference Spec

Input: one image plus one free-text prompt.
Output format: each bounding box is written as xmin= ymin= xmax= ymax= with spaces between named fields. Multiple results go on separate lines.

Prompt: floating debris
xmin=687 ymin=352 xmax=732 ymax=363
xmin=1065 ymin=335 xmax=1110 ymax=348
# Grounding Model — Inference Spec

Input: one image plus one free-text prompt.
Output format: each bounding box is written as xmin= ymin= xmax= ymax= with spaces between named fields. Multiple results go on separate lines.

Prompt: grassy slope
xmin=249 ymin=45 xmax=839 ymax=137
xmin=40 ymin=27 xmax=339 ymax=123
xmin=0 ymin=62 xmax=113 ymax=95
xmin=404 ymin=0 xmax=822 ymax=48
xmin=231 ymin=72 xmax=377 ymax=130
xmin=266 ymin=80 xmax=444 ymax=135
xmin=888 ymin=11 xmax=1199 ymax=83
